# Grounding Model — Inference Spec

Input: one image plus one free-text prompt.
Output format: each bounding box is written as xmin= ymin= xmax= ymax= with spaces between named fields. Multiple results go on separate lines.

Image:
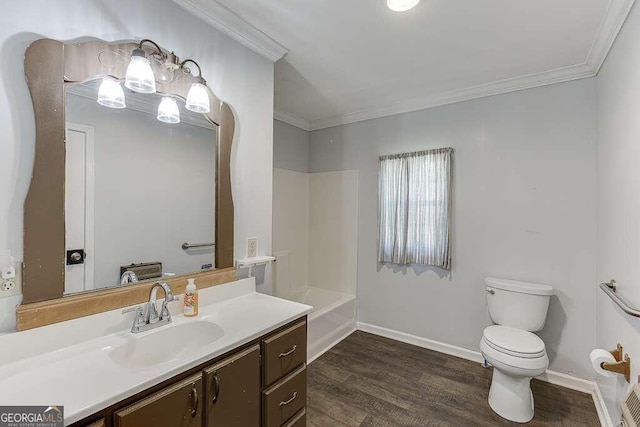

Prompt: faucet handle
xmin=160 ymin=296 xmax=180 ymax=322
xmin=122 ymin=305 xmax=146 ymax=333
xmin=122 ymin=305 xmax=144 ymax=315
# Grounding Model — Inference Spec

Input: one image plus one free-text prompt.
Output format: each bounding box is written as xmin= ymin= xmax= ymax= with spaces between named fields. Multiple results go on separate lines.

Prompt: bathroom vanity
xmin=77 ymin=318 xmax=307 ymax=427
xmin=0 ymin=279 xmax=312 ymax=426
xmin=2 ymin=35 xmax=315 ymax=427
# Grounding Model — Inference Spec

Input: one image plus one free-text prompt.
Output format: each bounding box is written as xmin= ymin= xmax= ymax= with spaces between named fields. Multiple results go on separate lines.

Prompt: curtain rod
xmin=379 ymin=147 xmax=453 ymax=161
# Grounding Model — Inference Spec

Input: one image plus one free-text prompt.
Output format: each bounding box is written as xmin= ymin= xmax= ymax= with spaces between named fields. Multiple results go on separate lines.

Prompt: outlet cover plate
xmin=247 ymin=238 xmax=257 ymax=258
xmin=0 ymin=261 xmax=22 ymax=298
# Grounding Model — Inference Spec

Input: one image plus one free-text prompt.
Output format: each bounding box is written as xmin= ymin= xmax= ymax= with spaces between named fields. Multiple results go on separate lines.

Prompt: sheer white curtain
xmin=378 ymin=148 xmax=453 ymax=269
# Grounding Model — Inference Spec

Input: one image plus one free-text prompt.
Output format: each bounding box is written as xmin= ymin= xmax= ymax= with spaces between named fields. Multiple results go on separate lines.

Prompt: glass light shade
xmin=157 ymin=97 xmax=180 ymax=124
xmin=387 ymin=0 xmax=420 ymax=12
xmin=185 ymin=83 xmax=210 ymax=113
xmin=124 ymin=55 xmax=156 ymax=93
xmin=97 ymin=78 xmax=126 ymax=109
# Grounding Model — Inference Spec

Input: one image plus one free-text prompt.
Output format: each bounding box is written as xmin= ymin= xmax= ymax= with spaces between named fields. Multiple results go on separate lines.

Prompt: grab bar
xmin=600 ymin=281 xmax=640 ymax=318
xmin=182 ymin=242 xmax=215 ymax=250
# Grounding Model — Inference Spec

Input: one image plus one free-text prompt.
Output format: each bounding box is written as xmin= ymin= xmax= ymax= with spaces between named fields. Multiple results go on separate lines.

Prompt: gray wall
xmin=309 ymin=78 xmax=598 ymax=379
xmin=596 ymin=0 xmax=640 ymax=420
xmin=274 ymin=119 xmax=310 ymax=172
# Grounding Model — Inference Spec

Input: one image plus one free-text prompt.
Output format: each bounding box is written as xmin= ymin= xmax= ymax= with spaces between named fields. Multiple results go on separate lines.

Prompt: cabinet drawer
xmin=114 ymin=373 xmax=202 ymax=427
xmin=262 ymin=320 xmax=306 ymax=386
xmin=262 ymin=365 xmax=306 ymax=427
xmin=284 ymin=408 xmax=306 ymax=427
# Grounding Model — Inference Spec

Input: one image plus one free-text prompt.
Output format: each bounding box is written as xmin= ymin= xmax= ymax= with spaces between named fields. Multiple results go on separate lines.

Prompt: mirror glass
xmin=64 ymin=79 xmax=217 ymax=294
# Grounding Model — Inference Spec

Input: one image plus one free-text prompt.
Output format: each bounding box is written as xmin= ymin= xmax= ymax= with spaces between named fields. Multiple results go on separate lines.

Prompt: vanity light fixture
xmin=387 ymin=0 xmax=420 ymax=12
xmin=97 ymin=78 xmax=126 ymax=109
xmin=116 ymin=39 xmax=211 ymax=118
xmin=182 ymin=59 xmax=210 ymax=113
xmin=124 ymin=49 xmax=156 ymax=93
xmin=124 ymin=39 xmax=165 ymax=93
xmin=157 ymin=96 xmax=180 ymax=124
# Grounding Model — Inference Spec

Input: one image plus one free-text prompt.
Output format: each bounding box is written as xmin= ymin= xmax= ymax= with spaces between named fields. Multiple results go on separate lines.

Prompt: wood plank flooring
xmin=307 ymin=331 xmax=600 ymax=426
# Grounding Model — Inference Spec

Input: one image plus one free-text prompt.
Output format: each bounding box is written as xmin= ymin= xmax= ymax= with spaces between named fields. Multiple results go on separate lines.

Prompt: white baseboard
xmin=592 ymin=381 xmax=614 ymax=427
xmin=357 ymin=322 xmax=484 ymax=364
xmin=536 ymin=369 xmax=595 ymax=394
xmin=356 ymin=322 xmax=612 ymax=427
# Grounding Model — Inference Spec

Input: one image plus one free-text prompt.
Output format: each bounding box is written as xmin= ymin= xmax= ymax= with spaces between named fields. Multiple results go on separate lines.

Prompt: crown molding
xmin=173 ymin=0 xmax=289 ymax=62
xmin=274 ymin=110 xmax=311 ymax=131
xmin=585 ymin=0 xmax=635 ymax=73
xmin=308 ymin=63 xmax=595 ymax=130
xmin=276 ymin=0 xmax=635 ymax=131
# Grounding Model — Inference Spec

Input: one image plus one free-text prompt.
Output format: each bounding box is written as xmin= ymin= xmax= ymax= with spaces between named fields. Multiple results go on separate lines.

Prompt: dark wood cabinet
xmin=262 ymin=321 xmax=307 ymax=387
xmin=114 ymin=374 xmax=202 ymax=427
xmin=72 ymin=317 xmax=307 ymax=427
xmin=283 ymin=409 xmax=306 ymax=427
xmin=203 ymin=345 xmax=260 ymax=427
xmin=262 ymin=365 xmax=307 ymax=427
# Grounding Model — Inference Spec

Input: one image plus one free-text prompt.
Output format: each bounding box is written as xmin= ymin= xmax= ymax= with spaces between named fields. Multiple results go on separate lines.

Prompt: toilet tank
xmin=486 ymin=277 xmax=553 ymax=332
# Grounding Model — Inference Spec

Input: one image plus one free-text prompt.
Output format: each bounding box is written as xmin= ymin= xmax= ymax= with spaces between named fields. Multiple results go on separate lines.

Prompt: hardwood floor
xmin=306 ymin=331 xmax=600 ymax=426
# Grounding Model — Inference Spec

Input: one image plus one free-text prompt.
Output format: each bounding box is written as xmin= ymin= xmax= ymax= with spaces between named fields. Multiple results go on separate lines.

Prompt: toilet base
xmin=488 ymin=368 xmax=534 ymax=423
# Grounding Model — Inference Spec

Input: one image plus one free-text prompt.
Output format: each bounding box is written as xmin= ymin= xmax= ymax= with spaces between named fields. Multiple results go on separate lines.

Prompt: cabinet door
xmin=114 ymin=374 xmax=202 ymax=427
xmin=204 ymin=344 xmax=261 ymax=427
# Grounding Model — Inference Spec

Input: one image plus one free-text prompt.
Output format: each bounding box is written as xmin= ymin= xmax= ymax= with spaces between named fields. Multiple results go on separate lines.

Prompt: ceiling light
xmin=97 ymin=78 xmax=126 ymax=109
xmin=125 ymin=48 xmax=156 ymax=94
xmin=186 ymin=82 xmax=210 ymax=113
xmin=387 ymin=0 xmax=420 ymax=12
xmin=157 ymin=97 xmax=180 ymax=124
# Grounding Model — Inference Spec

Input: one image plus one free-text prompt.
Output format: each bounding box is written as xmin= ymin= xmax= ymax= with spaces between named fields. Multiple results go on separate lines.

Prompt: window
xmin=378 ymin=147 xmax=453 ymax=269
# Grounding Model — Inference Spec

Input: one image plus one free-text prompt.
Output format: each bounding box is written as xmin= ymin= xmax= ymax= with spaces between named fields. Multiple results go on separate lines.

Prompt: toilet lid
xmin=482 ymin=325 xmax=546 ymax=359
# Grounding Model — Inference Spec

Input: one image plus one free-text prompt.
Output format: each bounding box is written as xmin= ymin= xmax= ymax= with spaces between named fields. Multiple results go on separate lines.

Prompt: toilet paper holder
xmin=601 ymin=343 xmax=631 ymax=383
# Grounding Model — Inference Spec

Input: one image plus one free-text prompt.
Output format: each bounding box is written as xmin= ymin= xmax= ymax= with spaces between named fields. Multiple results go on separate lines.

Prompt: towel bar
xmin=600 ymin=281 xmax=640 ymax=318
xmin=182 ymin=242 xmax=215 ymax=250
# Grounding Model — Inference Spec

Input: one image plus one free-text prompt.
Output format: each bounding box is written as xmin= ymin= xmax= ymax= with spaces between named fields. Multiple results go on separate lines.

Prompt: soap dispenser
xmin=184 ymin=278 xmax=198 ymax=317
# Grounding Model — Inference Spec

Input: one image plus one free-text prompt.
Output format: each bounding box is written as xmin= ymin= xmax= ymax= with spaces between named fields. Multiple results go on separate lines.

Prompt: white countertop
xmin=0 ymin=278 xmax=312 ymax=425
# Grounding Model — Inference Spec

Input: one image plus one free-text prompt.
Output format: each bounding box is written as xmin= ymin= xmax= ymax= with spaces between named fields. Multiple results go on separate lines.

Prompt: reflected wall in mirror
xmin=64 ymin=80 xmax=217 ymax=294
xmin=23 ymin=38 xmax=235 ymax=305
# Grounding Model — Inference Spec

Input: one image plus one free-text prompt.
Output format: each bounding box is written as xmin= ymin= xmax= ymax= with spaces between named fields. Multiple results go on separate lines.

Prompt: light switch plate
xmin=247 ymin=238 xmax=257 ymax=258
xmin=0 ymin=261 xmax=22 ymax=298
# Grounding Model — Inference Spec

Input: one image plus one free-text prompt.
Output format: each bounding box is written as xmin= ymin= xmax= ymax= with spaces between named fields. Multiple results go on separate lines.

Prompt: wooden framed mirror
xmin=18 ymin=38 xmax=236 ymax=328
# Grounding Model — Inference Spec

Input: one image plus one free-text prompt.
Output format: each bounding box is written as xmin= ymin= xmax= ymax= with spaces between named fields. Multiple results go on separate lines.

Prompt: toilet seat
xmin=480 ymin=326 xmax=548 ymax=374
xmin=482 ymin=325 xmax=545 ymax=359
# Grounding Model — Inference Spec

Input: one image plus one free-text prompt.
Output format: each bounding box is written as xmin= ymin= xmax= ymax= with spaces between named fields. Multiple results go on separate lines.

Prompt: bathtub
xmin=282 ymin=286 xmax=356 ymax=362
xmin=273 ymin=251 xmax=356 ymax=361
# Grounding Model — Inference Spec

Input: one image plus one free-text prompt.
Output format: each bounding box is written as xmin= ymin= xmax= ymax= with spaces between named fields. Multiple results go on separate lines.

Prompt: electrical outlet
xmin=0 ymin=261 xmax=22 ymax=298
xmin=1 ymin=280 xmax=15 ymax=291
xmin=247 ymin=238 xmax=257 ymax=258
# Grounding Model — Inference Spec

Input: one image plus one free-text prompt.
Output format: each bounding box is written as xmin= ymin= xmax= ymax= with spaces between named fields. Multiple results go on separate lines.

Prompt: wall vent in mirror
xmin=120 ymin=263 xmax=163 ymax=282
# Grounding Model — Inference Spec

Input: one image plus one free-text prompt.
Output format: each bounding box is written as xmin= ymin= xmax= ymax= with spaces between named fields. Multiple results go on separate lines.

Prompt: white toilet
xmin=479 ymin=277 xmax=553 ymax=423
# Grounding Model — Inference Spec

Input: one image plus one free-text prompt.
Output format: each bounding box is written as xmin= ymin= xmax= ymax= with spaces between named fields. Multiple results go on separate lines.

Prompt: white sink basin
xmin=109 ymin=321 xmax=224 ymax=368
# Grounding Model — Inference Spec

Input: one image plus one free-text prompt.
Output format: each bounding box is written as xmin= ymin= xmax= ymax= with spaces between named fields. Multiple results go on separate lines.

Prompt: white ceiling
xmin=177 ymin=0 xmax=634 ymax=130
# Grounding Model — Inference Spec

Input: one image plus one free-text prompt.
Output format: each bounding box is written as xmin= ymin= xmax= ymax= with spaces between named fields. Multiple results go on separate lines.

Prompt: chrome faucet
xmin=120 ymin=270 xmax=139 ymax=285
xmin=122 ymin=281 xmax=179 ymax=333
